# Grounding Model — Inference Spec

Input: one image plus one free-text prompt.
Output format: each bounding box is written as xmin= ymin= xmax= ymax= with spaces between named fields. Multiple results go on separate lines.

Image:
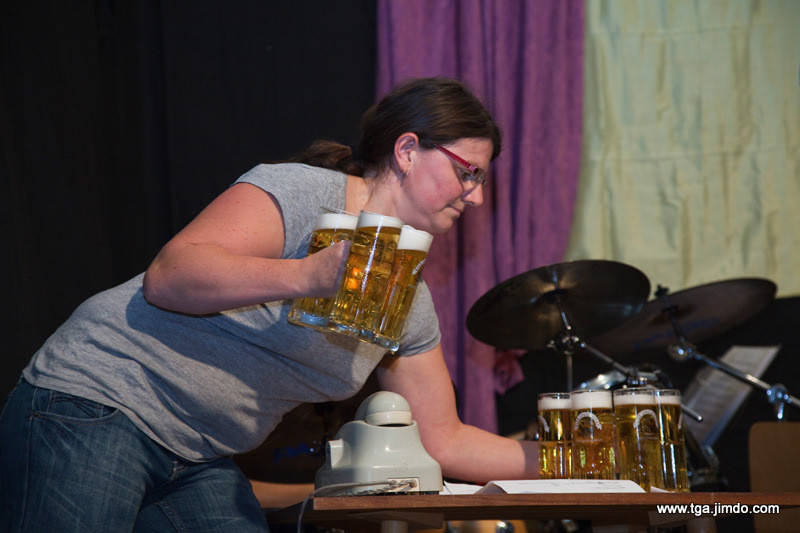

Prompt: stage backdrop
xmin=567 ymin=0 xmax=800 ymax=298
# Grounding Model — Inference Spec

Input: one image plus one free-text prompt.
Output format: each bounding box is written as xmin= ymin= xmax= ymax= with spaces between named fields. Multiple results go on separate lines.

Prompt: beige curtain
xmin=567 ymin=0 xmax=800 ymax=297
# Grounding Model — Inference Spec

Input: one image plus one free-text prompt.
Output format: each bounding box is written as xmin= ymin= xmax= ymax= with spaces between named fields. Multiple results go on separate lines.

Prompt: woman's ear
xmin=393 ymin=132 xmax=419 ymax=175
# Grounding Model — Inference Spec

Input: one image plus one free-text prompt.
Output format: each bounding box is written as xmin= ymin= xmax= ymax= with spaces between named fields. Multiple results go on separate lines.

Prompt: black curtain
xmin=1 ymin=1 xmax=377 ymax=406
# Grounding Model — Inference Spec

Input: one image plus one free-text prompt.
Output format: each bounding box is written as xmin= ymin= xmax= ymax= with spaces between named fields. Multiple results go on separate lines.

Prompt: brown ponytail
xmin=285 ymin=140 xmax=366 ymax=176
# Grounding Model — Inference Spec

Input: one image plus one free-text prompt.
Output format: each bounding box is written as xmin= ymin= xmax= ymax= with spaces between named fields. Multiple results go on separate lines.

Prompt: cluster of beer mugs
xmin=287 ymin=207 xmax=433 ymax=352
xmin=537 ymin=387 xmax=690 ymax=492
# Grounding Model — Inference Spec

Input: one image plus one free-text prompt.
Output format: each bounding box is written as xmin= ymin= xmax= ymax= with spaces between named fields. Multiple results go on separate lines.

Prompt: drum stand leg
xmin=565 ymin=352 xmax=573 ymax=393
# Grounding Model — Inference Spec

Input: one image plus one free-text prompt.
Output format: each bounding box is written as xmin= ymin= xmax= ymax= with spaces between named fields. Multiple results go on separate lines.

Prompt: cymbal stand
xmin=658 ymin=286 xmax=800 ymax=420
xmin=545 ymin=289 xmax=635 ymax=391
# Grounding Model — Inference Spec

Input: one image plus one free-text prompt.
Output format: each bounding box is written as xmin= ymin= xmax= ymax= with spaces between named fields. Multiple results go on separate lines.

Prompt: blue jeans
xmin=0 ymin=378 xmax=268 ymax=532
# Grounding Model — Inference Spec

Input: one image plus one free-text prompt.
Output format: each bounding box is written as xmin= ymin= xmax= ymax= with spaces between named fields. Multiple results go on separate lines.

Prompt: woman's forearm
xmin=426 ymin=423 xmax=539 ymax=484
xmin=142 ymin=241 xmax=346 ymax=314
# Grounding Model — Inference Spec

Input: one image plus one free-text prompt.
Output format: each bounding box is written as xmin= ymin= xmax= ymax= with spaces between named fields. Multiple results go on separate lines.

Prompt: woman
xmin=0 ymin=77 xmax=538 ymax=532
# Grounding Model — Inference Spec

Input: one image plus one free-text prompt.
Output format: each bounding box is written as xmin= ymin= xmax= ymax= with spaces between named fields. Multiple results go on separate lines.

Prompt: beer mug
xmin=329 ymin=210 xmax=404 ymax=340
xmin=371 ymin=225 xmax=434 ymax=352
xmin=570 ymin=389 xmax=615 ymax=479
xmin=613 ymin=388 xmax=665 ymax=491
xmin=538 ymin=392 xmax=572 ymax=479
xmin=655 ymin=389 xmax=691 ymax=492
xmin=288 ymin=207 xmax=358 ymax=330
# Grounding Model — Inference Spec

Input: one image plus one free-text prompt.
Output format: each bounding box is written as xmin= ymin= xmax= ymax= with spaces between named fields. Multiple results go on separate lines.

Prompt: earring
xmin=401 ymin=167 xmax=410 ymax=179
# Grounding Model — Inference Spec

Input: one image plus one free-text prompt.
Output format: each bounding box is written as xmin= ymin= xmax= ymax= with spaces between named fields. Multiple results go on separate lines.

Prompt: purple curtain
xmin=377 ymin=0 xmax=584 ymax=432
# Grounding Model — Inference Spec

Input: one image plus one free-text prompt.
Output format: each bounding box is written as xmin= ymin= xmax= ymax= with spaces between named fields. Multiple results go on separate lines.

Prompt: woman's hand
xmin=301 ymin=240 xmax=351 ymax=298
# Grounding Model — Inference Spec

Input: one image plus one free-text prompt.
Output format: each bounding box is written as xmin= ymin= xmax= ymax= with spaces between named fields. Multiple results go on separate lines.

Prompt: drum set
xmin=465 ymin=259 xmax=799 ymax=491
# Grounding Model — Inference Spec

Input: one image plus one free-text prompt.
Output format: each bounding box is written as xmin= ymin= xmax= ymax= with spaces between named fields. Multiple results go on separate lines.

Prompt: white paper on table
xmin=682 ymin=345 xmax=781 ymax=447
xmin=440 ymin=481 xmax=483 ymax=495
xmin=440 ymin=479 xmax=645 ymax=495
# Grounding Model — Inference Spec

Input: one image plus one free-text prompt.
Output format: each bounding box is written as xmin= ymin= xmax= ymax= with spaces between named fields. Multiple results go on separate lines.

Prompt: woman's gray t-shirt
xmin=24 ymin=163 xmax=441 ymax=461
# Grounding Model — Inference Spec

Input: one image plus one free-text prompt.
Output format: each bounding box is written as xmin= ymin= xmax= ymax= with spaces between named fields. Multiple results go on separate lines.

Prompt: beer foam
xmin=613 ymin=392 xmax=656 ymax=406
xmin=655 ymin=393 xmax=681 ymax=406
xmin=357 ymin=210 xmax=404 ymax=229
xmin=570 ymin=390 xmax=612 ymax=410
xmin=397 ymin=225 xmax=433 ymax=252
xmin=315 ymin=211 xmax=358 ymax=231
xmin=538 ymin=396 xmax=571 ymax=410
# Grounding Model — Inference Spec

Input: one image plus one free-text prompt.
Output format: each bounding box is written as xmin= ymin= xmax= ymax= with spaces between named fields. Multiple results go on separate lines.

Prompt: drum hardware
xmin=668 ymin=340 xmax=799 ymax=420
xmin=622 ymin=370 xmax=661 ymax=388
xmin=546 ymin=299 xmax=641 ymax=392
xmin=577 ymin=363 xmax=671 ymax=391
xmin=550 ymin=308 xmax=648 ymax=398
xmin=657 ymin=285 xmax=800 ymax=421
xmin=579 ymin=370 xmax=637 ymax=390
xmin=683 ymin=424 xmax=727 ymax=492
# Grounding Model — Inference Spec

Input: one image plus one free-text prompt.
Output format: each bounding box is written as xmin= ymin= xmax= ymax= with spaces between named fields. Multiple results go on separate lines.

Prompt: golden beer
xmin=538 ymin=393 xmax=572 ymax=479
xmin=288 ymin=208 xmax=357 ymax=330
xmin=329 ymin=211 xmax=403 ymax=339
xmin=655 ymin=389 xmax=691 ymax=492
xmin=613 ymin=388 xmax=664 ymax=491
xmin=372 ymin=225 xmax=433 ymax=352
xmin=570 ymin=390 xmax=615 ymax=480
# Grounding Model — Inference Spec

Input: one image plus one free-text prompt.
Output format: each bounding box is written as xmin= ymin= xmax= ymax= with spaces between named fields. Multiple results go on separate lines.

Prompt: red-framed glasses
xmin=434 ymin=144 xmax=488 ymax=187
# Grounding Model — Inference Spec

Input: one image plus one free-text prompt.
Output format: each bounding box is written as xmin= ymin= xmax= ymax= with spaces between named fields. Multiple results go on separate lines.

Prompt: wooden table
xmin=269 ymin=492 xmax=800 ymax=532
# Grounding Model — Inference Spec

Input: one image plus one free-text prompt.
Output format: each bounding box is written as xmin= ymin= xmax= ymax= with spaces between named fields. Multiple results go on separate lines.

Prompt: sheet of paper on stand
xmin=441 ymin=479 xmax=646 ymax=495
xmin=682 ymin=345 xmax=780 ymax=446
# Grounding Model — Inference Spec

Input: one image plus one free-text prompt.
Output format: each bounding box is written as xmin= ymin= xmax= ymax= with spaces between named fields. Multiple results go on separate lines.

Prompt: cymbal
xmin=588 ymin=278 xmax=777 ymax=357
xmin=466 ymin=260 xmax=651 ymax=350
